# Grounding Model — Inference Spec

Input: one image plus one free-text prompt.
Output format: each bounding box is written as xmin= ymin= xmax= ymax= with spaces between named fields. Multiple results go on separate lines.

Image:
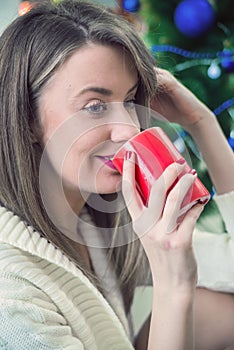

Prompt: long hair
xmin=0 ymin=0 xmax=157 ymax=311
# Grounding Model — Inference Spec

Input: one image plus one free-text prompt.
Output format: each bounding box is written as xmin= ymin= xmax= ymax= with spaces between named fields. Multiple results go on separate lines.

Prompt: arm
xmin=129 ymin=69 xmax=234 ymax=349
xmin=122 ymin=155 xmax=204 ymax=349
xmin=149 ymin=68 xmax=234 ymax=350
xmin=148 ymin=286 xmax=194 ymax=350
xmin=183 ymin=109 xmax=234 ymax=195
xmin=151 ymin=68 xmax=234 ymax=195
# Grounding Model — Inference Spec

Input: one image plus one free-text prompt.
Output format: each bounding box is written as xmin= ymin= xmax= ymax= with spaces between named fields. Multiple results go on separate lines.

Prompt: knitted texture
xmin=1 ymin=191 xmax=234 ymax=348
xmin=0 ymin=206 xmax=134 ymax=350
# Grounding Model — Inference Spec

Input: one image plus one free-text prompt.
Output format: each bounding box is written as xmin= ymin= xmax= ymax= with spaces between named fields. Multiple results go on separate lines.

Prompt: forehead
xmin=46 ymin=44 xmax=137 ymax=91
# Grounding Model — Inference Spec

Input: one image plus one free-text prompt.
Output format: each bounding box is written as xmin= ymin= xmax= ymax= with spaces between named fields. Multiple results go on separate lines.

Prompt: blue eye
xmin=83 ymin=100 xmax=107 ymax=115
xmin=124 ymin=99 xmax=136 ymax=110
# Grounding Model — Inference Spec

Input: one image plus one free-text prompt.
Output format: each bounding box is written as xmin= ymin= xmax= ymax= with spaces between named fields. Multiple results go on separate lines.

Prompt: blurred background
xmin=0 ymin=1 xmax=19 ymax=33
xmin=0 ymin=0 xmax=116 ymax=33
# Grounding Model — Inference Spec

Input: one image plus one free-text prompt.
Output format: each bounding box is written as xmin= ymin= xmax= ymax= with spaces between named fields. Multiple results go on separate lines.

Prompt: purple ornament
xmin=174 ymin=0 xmax=216 ymax=38
xmin=221 ymin=49 xmax=234 ymax=73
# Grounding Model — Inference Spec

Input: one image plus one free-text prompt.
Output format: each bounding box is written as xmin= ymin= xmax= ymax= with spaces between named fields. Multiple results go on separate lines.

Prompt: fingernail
xmin=189 ymin=168 xmax=197 ymax=176
xmin=125 ymin=151 xmax=132 ymax=160
xmin=176 ymin=158 xmax=186 ymax=165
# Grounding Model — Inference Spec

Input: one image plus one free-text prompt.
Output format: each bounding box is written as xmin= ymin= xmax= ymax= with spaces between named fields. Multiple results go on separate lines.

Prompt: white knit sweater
xmin=0 ymin=207 xmax=133 ymax=350
xmin=0 ymin=191 xmax=234 ymax=349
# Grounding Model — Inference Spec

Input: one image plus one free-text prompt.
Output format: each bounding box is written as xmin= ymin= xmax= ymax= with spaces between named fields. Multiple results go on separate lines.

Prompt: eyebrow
xmin=77 ymin=80 xmax=139 ymax=97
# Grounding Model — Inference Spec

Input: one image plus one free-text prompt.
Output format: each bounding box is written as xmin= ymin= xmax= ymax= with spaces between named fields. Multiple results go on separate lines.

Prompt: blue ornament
xmin=221 ymin=49 xmax=234 ymax=73
xmin=228 ymin=135 xmax=234 ymax=150
xmin=123 ymin=0 xmax=140 ymax=13
xmin=174 ymin=0 xmax=216 ymax=38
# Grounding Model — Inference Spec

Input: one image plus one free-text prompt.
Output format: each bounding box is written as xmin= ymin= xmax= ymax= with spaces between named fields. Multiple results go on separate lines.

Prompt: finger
xmin=122 ymin=151 xmax=143 ymax=219
xmin=146 ymin=161 xmax=186 ymax=229
xmin=148 ymin=160 xmax=186 ymax=213
xmin=153 ymin=67 xmax=175 ymax=91
xmin=162 ymin=172 xmax=197 ymax=233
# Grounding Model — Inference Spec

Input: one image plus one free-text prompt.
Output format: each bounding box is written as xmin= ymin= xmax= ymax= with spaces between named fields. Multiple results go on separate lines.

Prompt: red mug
xmin=112 ymin=127 xmax=210 ymax=216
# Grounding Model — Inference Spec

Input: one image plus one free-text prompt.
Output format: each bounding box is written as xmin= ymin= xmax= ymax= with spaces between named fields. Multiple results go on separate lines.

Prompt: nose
xmin=110 ymin=122 xmax=140 ymax=143
xmin=109 ymin=105 xmax=140 ymax=143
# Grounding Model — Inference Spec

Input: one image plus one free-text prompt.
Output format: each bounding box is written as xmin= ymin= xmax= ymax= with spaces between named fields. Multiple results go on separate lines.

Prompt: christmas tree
xmin=120 ymin=0 xmax=234 ymax=232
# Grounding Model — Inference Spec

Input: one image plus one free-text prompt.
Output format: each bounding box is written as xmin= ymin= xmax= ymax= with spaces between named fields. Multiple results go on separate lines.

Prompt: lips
xmin=100 ymin=155 xmax=114 ymax=161
xmin=96 ymin=155 xmax=118 ymax=171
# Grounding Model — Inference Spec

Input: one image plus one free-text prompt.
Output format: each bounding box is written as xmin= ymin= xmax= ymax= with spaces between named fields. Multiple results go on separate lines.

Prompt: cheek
xmin=42 ymin=121 xmax=111 ymax=186
xmin=61 ymin=136 xmax=98 ymax=179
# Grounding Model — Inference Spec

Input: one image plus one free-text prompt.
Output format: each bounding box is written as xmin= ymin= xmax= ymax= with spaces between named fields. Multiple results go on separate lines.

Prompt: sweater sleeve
xmin=213 ymin=190 xmax=234 ymax=240
xmin=193 ymin=190 xmax=234 ymax=292
xmin=0 ymin=272 xmax=84 ymax=350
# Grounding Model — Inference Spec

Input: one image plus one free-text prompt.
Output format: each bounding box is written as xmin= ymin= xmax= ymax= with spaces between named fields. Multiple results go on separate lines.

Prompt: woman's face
xmin=38 ymin=43 xmax=140 ymax=207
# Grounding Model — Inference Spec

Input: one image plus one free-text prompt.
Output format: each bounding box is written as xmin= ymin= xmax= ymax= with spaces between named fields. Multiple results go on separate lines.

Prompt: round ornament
xmin=174 ymin=0 xmax=216 ymax=38
xmin=123 ymin=0 xmax=140 ymax=13
xmin=221 ymin=49 xmax=234 ymax=73
xmin=207 ymin=62 xmax=221 ymax=79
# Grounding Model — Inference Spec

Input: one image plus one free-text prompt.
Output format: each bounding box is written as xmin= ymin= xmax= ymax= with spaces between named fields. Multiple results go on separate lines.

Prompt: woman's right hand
xmin=150 ymin=68 xmax=214 ymax=133
xmin=122 ymin=152 xmax=204 ymax=292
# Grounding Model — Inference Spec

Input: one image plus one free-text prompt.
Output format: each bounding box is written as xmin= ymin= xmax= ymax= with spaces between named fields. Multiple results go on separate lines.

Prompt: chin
xmin=96 ymin=178 xmax=122 ymax=194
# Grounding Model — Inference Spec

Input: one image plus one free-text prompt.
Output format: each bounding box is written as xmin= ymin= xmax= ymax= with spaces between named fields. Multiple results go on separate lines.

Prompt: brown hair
xmin=0 ymin=0 xmax=156 ymax=311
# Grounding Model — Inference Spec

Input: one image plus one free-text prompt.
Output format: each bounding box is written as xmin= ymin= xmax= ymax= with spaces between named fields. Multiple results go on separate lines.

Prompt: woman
xmin=0 ymin=1 xmax=233 ymax=349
